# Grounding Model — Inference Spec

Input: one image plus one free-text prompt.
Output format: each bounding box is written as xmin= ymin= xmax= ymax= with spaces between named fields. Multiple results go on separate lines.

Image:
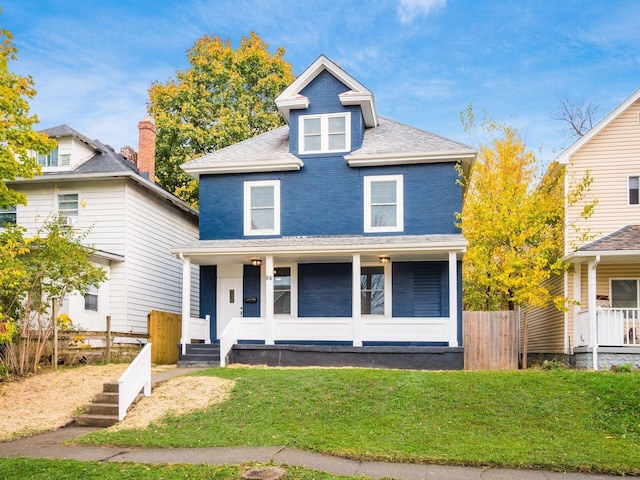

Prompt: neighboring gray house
xmin=5 ymin=120 xmax=199 ymax=335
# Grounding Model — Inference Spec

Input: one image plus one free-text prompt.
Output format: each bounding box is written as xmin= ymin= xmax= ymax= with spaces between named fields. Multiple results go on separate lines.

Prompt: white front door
xmin=217 ymin=265 xmax=244 ymax=339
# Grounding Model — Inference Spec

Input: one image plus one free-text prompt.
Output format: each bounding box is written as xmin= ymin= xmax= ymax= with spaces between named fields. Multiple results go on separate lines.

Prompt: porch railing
xmin=181 ymin=314 xmax=210 ymax=355
xmin=575 ymin=308 xmax=640 ymax=348
xmin=117 ymin=342 xmax=151 ymax=420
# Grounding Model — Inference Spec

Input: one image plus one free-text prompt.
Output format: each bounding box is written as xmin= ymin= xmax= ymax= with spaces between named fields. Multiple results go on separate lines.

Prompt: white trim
xmin=345 ymin=150 xmax=476 ymax=167
xmin=182 ymin=158 xmax=303 ymax=178
xmin=244 ymin=180 xmax=280 ymax=236
xmin=298 ymin=112 xmax=351 ymax=154
xmin=56 ymin=190 xmax=80 ymax=226
xmin=360 ymin=262 xmax=390 ymax=317
xmin=273 ymin=263 xmax=298 ymax=318
xmin=352 ymin=254 xmax=362 ymax=346
xmin=609 ymin=277 xmax=640 ymax=309
xmin=448 ymin=251 xmax=458 ymax=347
xmin=265 ymin=255 xmax=275 ymax=345
xmin=364 ymin=175 xmax=404 ymax=233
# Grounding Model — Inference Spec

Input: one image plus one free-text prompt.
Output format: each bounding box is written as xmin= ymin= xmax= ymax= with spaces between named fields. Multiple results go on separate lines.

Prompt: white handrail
xmin=219 ymin=317 xmax=241 ymax=367
xmin=117 ymin=343 xmax=151 ymax=421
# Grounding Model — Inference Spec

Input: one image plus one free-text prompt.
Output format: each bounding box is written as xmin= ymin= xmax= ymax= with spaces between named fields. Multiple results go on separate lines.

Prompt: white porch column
xmin=265 ymin=255 xmax=275 ymax=345
xmin=352 ymin=254 xmax=362 ymax=347
xmin=179 ymin=254 xmax=191 ymax=356
xmin=572 ymin=262 xmax=582 ymax=352
xmin=448 ymin=251 xmax=459 ymax=347
xmin=587 ymin=256 xmax=600 ymax=370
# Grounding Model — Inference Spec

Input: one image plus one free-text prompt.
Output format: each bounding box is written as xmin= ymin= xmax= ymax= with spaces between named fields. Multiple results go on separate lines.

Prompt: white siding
xmin=123 ymin=181 xmax=199 ymax=333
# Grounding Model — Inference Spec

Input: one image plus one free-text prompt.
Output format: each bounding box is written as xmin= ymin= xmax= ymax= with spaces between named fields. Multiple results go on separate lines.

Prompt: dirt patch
xmin=0 ymin=364 xmax=234 ymax=441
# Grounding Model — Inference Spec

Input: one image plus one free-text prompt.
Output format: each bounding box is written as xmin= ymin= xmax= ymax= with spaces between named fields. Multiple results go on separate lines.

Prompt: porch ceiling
xmin=171 ymin=234 xmax=466 ymax=266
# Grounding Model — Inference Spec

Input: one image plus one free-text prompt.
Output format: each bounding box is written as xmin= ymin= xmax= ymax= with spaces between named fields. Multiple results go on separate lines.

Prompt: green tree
xmin=458 ymin=108 xmax=594 ymax=311
xmin=148 ymin=31 xmax=293 ymax=206
xmin=0 ymin=219 xmax=106 ymax=376
xmin=0 ymin=21 xmax=56 ymax=209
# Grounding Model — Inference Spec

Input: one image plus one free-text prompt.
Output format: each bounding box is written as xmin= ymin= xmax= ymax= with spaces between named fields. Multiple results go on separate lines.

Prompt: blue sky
xmin=2 ymin=0 xmax=640 ymax=167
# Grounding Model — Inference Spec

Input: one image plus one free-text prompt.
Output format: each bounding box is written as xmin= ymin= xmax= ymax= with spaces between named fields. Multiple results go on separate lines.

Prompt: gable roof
xmin=40 ymin=124 xmax=104 ymax=153
xmin=556 ymin=88 xmax=640 ymax=164
xmin=275 ymin=55 xmax=378 ymax=128
xmin=578 ymin=225 xmax=640 ymax=252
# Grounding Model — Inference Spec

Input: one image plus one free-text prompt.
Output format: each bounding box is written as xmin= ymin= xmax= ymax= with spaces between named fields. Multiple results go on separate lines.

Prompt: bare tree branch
xmin=551 ymin=97 xmax=599 ymax=139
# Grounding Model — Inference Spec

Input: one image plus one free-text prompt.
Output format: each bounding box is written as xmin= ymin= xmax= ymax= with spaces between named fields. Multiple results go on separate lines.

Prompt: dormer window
xmin=37 ymin=148 xmax=70 ymax=168
xmin=299 ymin=112 xmax=351 ymax=154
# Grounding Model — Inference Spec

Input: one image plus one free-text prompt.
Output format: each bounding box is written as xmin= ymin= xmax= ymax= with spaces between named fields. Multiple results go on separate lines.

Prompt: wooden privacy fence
xmin=148 ymin=310 xmax=181 ymax=364
xmin=463 ymin=310 xmax=519 ymax=370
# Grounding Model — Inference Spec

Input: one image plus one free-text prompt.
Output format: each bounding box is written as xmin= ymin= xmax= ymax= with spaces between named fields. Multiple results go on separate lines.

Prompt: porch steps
xmin=177 ymin=343 xmax=220 ymax=367
xmin=75 ymin=381 xmax=143 ymax=427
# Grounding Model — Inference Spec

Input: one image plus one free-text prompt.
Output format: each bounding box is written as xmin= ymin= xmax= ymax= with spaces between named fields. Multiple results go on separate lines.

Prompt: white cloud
xmin=397 ymin=0 xmax=447 ymax=24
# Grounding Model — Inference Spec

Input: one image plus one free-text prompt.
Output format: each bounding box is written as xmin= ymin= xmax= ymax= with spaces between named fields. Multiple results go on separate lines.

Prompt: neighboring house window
xmin=361 ymin=266 xmax=385 ymax=314
xmin=0 ymin=206 xmax=17 ymax=225
xmin=611 ymin=279 xmax=638 ymax=309
xmin=629 ymin=176 xmax=639 ymax=205
xmin=274 ymin=267 xmax=291 ymax=314
xmin=299 ymin=112 xmax=351 ymax=154
xmin=84 ymin=285 xmax=98 ymax=311
xmin=58 ymin=193 xmax=79 ymax=226
xmin=364 ymin=175 xmax=404 ymax=233
xmin=244 ymin=180 xmax=280 ymax=235
xmin=38 ymin=148 xmax=59 ymax=167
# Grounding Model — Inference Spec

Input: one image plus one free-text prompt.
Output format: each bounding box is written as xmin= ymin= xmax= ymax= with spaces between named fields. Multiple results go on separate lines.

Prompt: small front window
xmin=364 ymin=175 xmax=404 ymax=233
xmin=299 ymin=113 xmax=351 ymax=154
xmin=84 ymin=285 xmax=98 ymax=311
xmin=38 ymin=148 xmax=59 ymax=167
xmin=274 ymin=267 xmax=291 ymax=314
xmin=244 ymin=180 xmax=280 ymax=236
xmin=611 ymin=279 xmax=638 ymax=309
xmin=629 ymin=176 xmax=639 ymax=205
xmin=0 ymin=206 xmax=17 ymax=225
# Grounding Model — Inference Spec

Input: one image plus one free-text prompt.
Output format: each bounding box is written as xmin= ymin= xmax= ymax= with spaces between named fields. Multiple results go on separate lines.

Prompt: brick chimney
xmin=138 ymin=117 xmax=156 ymax=181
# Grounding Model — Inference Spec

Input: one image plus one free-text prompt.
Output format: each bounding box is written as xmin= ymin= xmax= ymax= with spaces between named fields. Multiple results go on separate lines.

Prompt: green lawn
xmin=0 ymin=458 xmax=359 ymax=480
xmin=77 ymin=368 xmax=640 ymax=475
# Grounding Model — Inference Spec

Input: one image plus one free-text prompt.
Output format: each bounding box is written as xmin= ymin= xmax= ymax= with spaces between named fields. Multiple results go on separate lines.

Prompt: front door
xmin=217 ymin=265 xmax=244 ymax=339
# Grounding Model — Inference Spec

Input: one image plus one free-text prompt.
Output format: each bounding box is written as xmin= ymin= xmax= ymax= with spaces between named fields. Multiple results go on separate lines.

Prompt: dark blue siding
xmin=199 ymin=265 xmax=217 ymax=341
xmin=243 ymin=265 xmax=261 ymax=317
xmin=298 ymin=263 xmax=352 ymax=317
xmin=199 ymin=162 xmax=461 ymax=240
xmin=392 ymin=262 xmax=448 ymax=317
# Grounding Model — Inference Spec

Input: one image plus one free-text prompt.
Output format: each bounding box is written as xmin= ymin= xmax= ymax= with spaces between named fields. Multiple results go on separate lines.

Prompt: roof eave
xmin=182 ymin=158 xmax=304 ymax=179
xmin=345 ymin=150 xmax=477 ymax=167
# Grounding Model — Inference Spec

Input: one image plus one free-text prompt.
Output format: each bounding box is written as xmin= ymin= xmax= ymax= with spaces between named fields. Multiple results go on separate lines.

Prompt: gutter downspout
xmin=587 ymin=255 xmax=600 ymax=370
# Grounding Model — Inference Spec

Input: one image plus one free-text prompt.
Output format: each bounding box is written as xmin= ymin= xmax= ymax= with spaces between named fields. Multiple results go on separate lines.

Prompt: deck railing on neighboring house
xmin=117 ymin=342 xmax=151 ymax=420
xmin=575 ymin=308 xmax=640 ymax=348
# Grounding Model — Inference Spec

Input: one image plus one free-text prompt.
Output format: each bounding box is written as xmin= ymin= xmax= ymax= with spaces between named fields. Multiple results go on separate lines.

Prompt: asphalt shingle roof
xmin=578 ymin=225 xmax=640 ymax=251
xmin=73 ymin=139 xmax=138 ymax=175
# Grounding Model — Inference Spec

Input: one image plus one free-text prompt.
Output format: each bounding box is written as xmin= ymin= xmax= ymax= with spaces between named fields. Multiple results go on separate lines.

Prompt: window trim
xmin=38 ymin=148 xmax=59 ymax=167
xmin=364 ymin=175 xmax=404 ymax=233
xmin=628 ymin=175 xmax=639 ymax=205
xmin=84 ymin=285 xmax=99 ymax=311
xmin=610 ymin=278 xmax=639 ymax=309
xmin=298 ymin=112 xmax=351 ymax=154
xmin=243 ymin=180 xmax=280 ymax=236
xmin=273 ymin=264 xmax=298 ymax=317
xmin=360 ymin=262 xmax=392 ymax=317
xmin=56 ymin=191 xmax=80 ymax=226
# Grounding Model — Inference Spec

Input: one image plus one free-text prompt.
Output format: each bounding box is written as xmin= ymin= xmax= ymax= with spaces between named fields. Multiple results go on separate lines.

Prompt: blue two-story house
xmin=172 ymin=55 xmax=476 ymax=369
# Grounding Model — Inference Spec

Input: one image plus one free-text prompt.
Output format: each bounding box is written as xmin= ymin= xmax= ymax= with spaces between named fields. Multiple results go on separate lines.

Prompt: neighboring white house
xmin=4 ymin=120 xmax=199 ymax=335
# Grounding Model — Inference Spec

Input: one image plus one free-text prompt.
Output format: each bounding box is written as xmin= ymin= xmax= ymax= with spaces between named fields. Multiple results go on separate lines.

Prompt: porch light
xmin=250 ymin=258 xmax=262 ymax=267
xmin=378 ymin=255 xmax=390 ymax=264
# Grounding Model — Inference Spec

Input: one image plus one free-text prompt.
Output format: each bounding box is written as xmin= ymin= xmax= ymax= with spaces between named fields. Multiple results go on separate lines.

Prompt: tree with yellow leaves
xmin=459 ymin=109 xmax=593 ymax=312
xmin=148 ymin=32 xmax=293 ymax=206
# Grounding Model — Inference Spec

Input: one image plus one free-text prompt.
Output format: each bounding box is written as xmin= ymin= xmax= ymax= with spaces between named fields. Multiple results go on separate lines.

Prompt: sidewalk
xmin=0 ymin=368 xmax=626 ymax=480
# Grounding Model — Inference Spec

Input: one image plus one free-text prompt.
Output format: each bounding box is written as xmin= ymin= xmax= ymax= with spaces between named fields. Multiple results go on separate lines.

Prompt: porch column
xmin=587 ymin=256 xmax=600 ymax=370
xmin=179 ymin=254 xmax=191 ymax=356
xmin=449 ymin=251 xmax=459 ymax=347
xmin=572 ymin=262 xmax=581 ymax=352
xmin=352 ymin=254 xmax=362 ymax=347
xmin=265 ymin=255 xmax=275 ymax=345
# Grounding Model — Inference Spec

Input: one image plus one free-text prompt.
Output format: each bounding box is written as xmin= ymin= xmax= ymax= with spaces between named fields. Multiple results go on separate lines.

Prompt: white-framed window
xmin=364 ymin=175 xmax=404 ymax=233
xmin=274 ymin=267 xmax=291 ymax=315
xmin=611 ymin=279 xmax=639 ymax=308
xmin=629 ymin=176 xmax=639 ymax=205
xmin=84 ymin=285 xmax=98 ymax=311
xmin=298 ymin=112 xmax=351 ymax=154
xmin=360 ymin=262 xmax=391 ymax=316
xmin=244 ymin=180 xmax=280 ymax=236
xmin=38 ymin=148 xmax=59 ymax=167
xmin=0 ymin=206 xmax=17 ymax=225
xmin=57 ymin=192 xmax=79 ymax=226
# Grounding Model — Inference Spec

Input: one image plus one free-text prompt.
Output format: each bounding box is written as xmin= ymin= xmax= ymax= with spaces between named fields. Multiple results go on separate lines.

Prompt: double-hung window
xmin=364 ymin=175 xmax=404 ymax=233
xmin=299 ymin=112 xmax=350 ymax=154
xmin=84 ymin=285 xmax=99 ymax=311
xmin=611 ymin=279 xmax=639 ymax=309
xmin=244 ymin=180 xmax=280 ymax=236
xmin=58 ymin=193 xmax=79 ymax=226
xmin=629 ymin=176 xmax=639 ymax=205
xmin=0 ymin=206 xmax=17 ymax=225
xmin=38 ymin=148 xmax=59 ymax=167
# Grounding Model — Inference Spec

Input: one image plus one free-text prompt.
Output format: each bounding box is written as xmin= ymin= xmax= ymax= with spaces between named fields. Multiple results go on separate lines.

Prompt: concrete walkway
xmin=0 ymin=368 xmax=627 ymax=480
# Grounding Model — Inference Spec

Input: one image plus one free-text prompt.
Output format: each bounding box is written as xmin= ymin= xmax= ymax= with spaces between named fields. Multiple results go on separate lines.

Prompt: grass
xmin=0 ymin=458 xmax=362 ymax=480
xmin=75 ymin=367 xmax=640 ymax=475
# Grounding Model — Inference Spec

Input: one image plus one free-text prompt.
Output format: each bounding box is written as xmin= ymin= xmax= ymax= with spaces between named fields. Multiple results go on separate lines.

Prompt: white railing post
xmin=587 ymin=256 xmax=599 ymax=370
xmin=352 ymin=254 xmax=362 ymax=347
xmin=448 ymin=251 xmax=459 ymax=347
xmin=180 ymin=254 xmax=191 ymax=356
xmin=204 ymin=314 xmax=211 ymax=344
xmin=265 ymin=255 xmax=274 ymax=345
xmin=117 ymin=343 xmax=151 ymax=421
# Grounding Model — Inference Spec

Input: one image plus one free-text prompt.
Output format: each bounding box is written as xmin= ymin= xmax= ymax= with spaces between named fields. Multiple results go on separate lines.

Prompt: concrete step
xmin=177 ymin=359 xmax=220 ymax=367
xmin=75 ymin=414 xmax=119 ymax=428
xmin=94 ymin=392 xmax=119 ymax=404
xmin=179 ymin=353 xmax=220 ymax=362
xmin=84 ymin=403 xmax=119 ymax=416
xmin=103 ymin=382 xmax=119 ymax=393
